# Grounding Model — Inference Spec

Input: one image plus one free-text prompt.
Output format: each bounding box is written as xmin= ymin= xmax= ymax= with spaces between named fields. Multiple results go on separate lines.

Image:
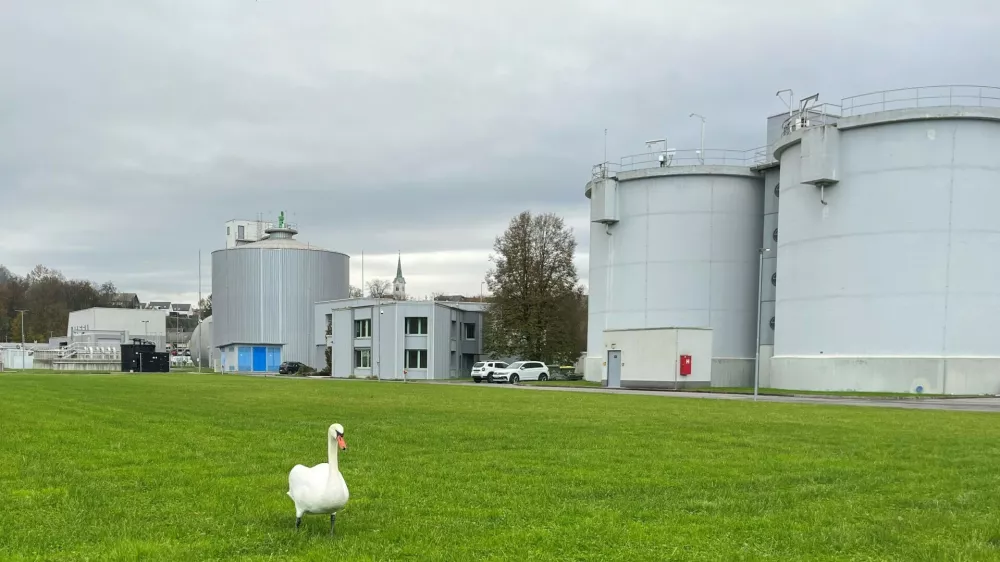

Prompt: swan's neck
xmin=327 ymin=435 xmax=339 ymax=472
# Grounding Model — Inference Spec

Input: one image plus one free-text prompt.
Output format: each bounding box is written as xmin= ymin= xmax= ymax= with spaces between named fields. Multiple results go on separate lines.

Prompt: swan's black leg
xmin=330 ymin=513 xmax=336 ymax=535
xmin=295 ymin=516 xmax=302 ymax=531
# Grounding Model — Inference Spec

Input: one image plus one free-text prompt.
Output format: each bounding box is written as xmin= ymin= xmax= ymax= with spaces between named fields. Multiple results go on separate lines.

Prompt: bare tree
xmin=349 ymin=285 xmax=364 ymax=298
xmin=366 ymin=278 xmax=392 ymax=299
xmin=483 ymin=211 xmax=584 ymax=364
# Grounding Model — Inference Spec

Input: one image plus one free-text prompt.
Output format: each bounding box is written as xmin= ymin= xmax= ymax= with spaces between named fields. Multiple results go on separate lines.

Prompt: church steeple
xmin=392 ymin=252 xmax=406 ymax=301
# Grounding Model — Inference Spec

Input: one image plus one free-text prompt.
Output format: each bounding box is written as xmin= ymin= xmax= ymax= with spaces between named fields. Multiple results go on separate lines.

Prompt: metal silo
xmin=585 ymin=149 xmax=765 ymax=384
xmin=771 ymin=85 xmax=1000 ymax=394
xmin=212 ymin=225 xmax=349 ymax=372
xmin=189 ymin=315 xmax=214 ymax=369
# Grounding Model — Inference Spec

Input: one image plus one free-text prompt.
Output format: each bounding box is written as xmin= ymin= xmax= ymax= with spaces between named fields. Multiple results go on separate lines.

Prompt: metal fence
xmin=840 ymin=85 xmax=1000 ymax=117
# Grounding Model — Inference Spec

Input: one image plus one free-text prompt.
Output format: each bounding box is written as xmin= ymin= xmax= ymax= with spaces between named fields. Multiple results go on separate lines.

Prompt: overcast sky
xmin=2 ymin=0 xmax=997 ymax=304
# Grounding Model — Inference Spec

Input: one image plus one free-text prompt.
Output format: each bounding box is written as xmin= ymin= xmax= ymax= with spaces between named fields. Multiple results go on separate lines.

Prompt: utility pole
xmin=15 ymin=309 xmax=26 ymax=343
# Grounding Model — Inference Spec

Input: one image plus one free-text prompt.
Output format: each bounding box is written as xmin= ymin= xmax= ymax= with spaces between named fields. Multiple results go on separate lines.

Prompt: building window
xmin=354 ymin=319 xmax=371 ymax=339
xmin=238 ymin=225 xmax=245 ymax=239
xmin=405 ymin=317 xmax=428 ymax=335
xmin=227 ymin=226 xmax=231 ymax=235
xmin=405 ymin=349 xmax=427 ymax=369
xmin=354 ymin=348 xmax=371 ymax=369
xmin=464 ymin=322 xmax=476 ymax=340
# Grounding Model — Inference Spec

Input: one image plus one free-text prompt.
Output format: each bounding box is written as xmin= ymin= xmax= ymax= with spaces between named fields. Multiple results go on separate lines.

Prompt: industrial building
xmin=585 ymin=84 xmax=1000 ymax=395
xmin=317 ymin=297 xmax=487 ymax=379
xmin=225 ymin=218 xmax=275 ymax=249
xmin=211 ymin=221 xmax=349 ymax=373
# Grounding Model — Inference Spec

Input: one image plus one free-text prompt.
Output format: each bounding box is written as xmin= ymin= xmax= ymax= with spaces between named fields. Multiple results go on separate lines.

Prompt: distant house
xmin=170 ymin=303 xmax=193 ymax=318
xmin=148 ymin=301 xmax=171 ymax=311
xmin=110 ymin=293 xmax=141 ymax=309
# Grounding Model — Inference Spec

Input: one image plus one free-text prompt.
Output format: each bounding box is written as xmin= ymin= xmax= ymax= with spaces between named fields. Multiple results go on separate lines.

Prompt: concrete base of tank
xmin=770 ymin=356 xmax=1000 ymax=395
xmin=583 ymin=355 xmax=754 ymax=387
xmin=708 ymin=358 xmax=754 ymax=387
xmin=604 ymin=379 xmax=712 ymax=390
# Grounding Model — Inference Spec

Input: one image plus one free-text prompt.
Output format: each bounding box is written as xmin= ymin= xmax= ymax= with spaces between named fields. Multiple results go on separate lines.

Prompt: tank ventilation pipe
xmin=818 ymin=182 xmax=830 ymax=206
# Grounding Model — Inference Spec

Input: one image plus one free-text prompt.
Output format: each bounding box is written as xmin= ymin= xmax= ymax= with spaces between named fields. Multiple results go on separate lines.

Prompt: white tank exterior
xmin=585 ymin=166 xmax=764 ymax=384
xmin=189 ymin=315 xmax=215 ymax=369
xmin=772 ymin=106 xmax=1000 ymax=394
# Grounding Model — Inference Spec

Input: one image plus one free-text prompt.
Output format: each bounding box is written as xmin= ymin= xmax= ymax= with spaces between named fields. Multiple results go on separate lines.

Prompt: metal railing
xmin=591 ymin=146 xmax=772 ymax=178
xmin=780 ymin=103 xmax=842 ymax=136
xmin=618 ymin=147 xmax=769 ymax=171
xmin=840 ymin=85 xmax=1000 ymax=117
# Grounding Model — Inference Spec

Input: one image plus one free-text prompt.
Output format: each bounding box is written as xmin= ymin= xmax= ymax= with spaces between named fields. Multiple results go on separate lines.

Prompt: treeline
xmin=0 ymin=265 xmax=120 ymax=343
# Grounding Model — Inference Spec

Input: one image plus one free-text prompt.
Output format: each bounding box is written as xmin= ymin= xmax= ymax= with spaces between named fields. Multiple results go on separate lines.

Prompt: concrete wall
xmin=602 ymin=327 xmax=713 ymax=389
xmin=585 ymin=166 xmax=764 ymax=383
xmin=772 ymin=107 xmax=1000 ymax=394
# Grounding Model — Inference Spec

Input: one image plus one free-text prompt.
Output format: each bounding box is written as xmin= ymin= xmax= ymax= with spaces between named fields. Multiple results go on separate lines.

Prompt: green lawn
xmin=3 ymin=374 xmax=1000 ymax=561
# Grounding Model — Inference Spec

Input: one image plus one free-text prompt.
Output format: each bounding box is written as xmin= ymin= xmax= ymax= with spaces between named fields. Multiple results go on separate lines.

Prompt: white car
xmin=491 ymin=361 xmax=549 ymax=384
xmin=471 ymin=361 xmax=509 ymax=383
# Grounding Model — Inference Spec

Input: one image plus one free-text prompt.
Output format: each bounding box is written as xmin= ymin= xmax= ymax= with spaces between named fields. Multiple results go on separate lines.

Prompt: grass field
xmin=3 ymin=374 xmax=1000 ymax=561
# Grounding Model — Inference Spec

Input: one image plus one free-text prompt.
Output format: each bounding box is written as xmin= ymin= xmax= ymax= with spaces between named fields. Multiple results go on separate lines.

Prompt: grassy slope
xmin=2 ymin=374 xmax=1000 ymax=561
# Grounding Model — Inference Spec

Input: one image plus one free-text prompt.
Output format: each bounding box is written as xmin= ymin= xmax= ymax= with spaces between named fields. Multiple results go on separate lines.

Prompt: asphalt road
xmin=437 ymin=381 xmax=1000 ymax=413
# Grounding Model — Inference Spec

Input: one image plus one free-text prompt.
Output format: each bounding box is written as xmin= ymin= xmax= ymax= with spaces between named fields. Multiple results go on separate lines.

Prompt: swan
xmin=287 ymin=423 xmax=350 ymax=533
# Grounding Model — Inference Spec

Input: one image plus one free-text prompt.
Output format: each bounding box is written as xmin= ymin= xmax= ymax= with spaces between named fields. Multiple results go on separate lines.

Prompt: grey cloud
xmin=2 ymin=0 xmax=997 ymax=302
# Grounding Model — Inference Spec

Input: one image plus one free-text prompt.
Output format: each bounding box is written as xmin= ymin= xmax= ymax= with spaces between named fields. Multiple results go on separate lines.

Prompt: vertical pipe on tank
xmin=753 ymin=247 xmax=769 ymax=400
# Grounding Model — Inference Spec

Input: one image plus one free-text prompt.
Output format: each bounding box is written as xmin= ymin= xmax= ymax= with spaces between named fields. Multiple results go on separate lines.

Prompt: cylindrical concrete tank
xmin=772 ymin=105 xmax=1000 ymax=394
xmin=189 ymin=315 xmax=214 ymax=369
xmin=212 ymin=226 xmax=349 ymax=369
xmin=585 ymin=166 xmax=764 ymax=383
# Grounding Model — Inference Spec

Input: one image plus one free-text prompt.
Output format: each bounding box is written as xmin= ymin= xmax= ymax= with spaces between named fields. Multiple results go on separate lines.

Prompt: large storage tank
xmin=772 ymin=99 xmax=1000 ymax=394
xmin=189 ymin=315 xmax=215 ymax=369
xmin=212 ymin=226 xmax=349 ymax=371
xmin=585 ymin=164 xmax=764 ymax=385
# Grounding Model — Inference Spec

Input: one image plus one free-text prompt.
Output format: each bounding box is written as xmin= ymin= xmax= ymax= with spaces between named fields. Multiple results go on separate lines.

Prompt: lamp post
xmin=689 ymin=113 xmax=706 ymax=164
xmin=15 ymin=309 xmax=27 ymax=368
xmin=753 ymin=247 xmax=771 ymax=401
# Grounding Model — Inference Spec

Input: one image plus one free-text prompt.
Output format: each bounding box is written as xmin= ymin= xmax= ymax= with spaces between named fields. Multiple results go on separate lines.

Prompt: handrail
xmin=840 ymin=85 xmax=1000 ymax=117
xmin=619 ymin=147 xmax=767 ymax=171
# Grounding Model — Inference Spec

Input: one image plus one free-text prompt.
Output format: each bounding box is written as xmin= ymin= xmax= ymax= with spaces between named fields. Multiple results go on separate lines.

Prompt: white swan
xmin=287 ymin=423 xmax=350 ymax=533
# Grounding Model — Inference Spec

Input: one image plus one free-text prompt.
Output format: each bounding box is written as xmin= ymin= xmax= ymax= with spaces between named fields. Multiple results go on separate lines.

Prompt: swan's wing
xmin=288 ymin=463 xmax=329 ymax=496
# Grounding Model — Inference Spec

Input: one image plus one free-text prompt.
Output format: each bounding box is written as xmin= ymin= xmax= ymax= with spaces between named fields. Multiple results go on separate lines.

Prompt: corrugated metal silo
xmin=212 ymin=226 xmax=349 ymax=371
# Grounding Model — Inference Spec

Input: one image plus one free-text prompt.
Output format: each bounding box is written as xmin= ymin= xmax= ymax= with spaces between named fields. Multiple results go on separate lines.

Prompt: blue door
xmin=252 ymin=346 xmax=266 ymax=372
xmin=238 ymin=347 xmax=251 ymax=371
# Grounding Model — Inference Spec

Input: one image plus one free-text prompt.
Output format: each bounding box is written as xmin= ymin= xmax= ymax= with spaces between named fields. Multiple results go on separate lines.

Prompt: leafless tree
xmin=366 ymin=278 xmax=392 ymax=299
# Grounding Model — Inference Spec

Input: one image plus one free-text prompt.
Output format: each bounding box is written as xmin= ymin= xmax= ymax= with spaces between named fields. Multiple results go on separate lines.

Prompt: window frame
xmin=353 ymin=347 xmax=371 ymax=369
xmin=354 ymin=318 xmax=372 ymax=339
xmin=405 ymin=348 xmax=428 ymax=369
xmin=404 ymin=316 xmax=428 ymax=335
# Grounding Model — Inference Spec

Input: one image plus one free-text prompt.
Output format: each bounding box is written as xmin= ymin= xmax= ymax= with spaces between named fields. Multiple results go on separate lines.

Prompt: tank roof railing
xmin=617 ymin=147 xmax=769 ymax=172
xmin=840 ymin=84 xmax=1000 ymax=117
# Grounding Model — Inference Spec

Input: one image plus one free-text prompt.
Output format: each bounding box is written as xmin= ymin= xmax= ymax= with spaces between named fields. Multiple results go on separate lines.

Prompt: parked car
xmin=491 ymin=361 xmax=549 ymax=384
xmin=471 ymin=361 xmax=509 ymax=383
xmin=279 ymin=361 xmax=307 ymax=375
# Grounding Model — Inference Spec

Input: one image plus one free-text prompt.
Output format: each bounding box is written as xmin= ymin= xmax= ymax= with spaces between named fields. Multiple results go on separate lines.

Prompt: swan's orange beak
xmin=337 ymin=434 xmax=347 ymax=450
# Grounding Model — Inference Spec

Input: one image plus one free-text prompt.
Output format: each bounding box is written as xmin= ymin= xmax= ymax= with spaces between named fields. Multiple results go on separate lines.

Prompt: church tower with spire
xmin=392 ymin=252 xmax=406 ymax=301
